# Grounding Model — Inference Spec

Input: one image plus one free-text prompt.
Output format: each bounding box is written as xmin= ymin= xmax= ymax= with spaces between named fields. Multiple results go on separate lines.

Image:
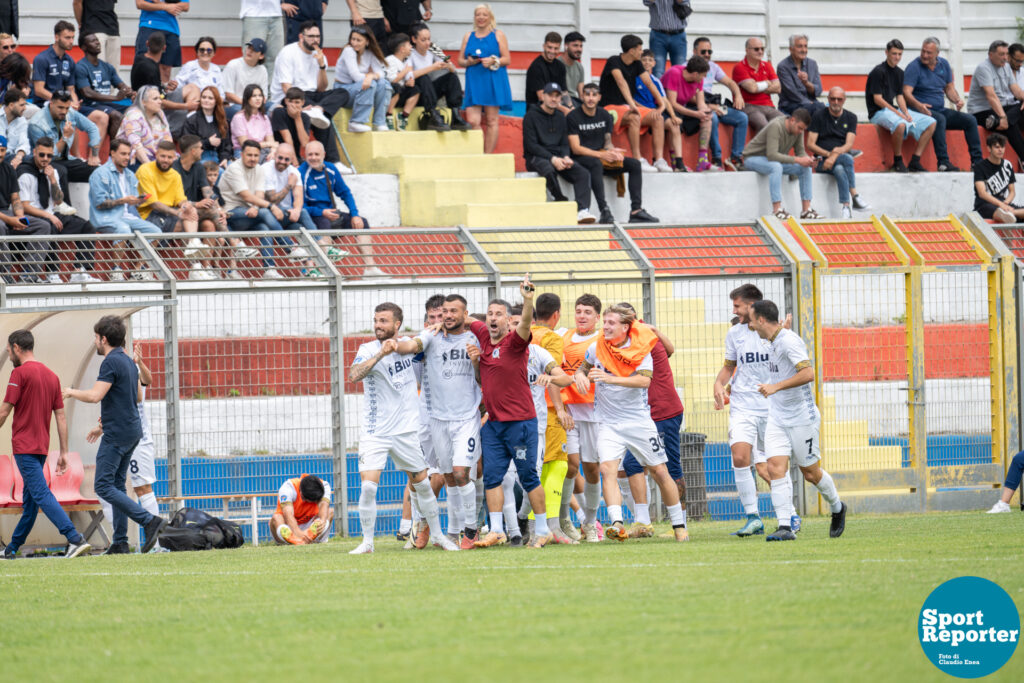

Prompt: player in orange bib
xmin=270 ymin=474 xmax=333 ymax=544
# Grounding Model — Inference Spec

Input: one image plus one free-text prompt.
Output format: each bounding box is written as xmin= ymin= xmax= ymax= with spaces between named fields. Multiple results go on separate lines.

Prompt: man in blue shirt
xmin=75 ymin=33 xmax=134 ymax=142
xmin=63 ymin=316 xmax=168 ymax=555
xmin=904 ymin=37 xmax=982 ymax=172
xmin=134 ymin=0 xmax=189 ymax=85
xmin=28 ymin=90 xmax=101 ymax=192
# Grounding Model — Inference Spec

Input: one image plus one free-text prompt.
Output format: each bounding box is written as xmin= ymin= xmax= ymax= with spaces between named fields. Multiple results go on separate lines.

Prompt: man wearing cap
xmin=223 ymin=39 xmax=270 ymax=121
xmin=240 ymin=0 xmax=285 ymax=80
xmin=523 ymin=82 xmax=596 ymax=224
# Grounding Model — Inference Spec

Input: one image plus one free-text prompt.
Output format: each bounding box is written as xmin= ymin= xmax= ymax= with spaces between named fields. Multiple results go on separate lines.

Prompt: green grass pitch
xmin=1 ymin=512 xmax=1021 ymax=682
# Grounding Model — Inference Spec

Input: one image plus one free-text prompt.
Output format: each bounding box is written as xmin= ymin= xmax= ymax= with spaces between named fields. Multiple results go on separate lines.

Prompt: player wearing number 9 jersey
xmin=749 ymin=299 xmax=847 ymax=542
xmin=574 ymin=305 xmax=690 ymax=543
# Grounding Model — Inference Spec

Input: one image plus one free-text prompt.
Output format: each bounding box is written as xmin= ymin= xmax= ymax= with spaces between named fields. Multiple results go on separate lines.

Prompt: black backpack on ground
xmin=159 ymin=507 xmax=245 ymax=552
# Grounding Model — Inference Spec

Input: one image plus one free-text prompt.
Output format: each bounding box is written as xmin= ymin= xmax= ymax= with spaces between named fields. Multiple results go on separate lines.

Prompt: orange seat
xmin=46 ymin=451 xmax=97 ymax=505
xmin=0 ymin=455 xmax=16 ymax=507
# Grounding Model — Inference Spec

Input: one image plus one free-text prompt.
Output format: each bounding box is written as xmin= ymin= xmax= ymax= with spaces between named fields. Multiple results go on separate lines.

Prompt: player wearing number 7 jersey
xmin=574 ymin=305 xmax=690 ymax=543
xmin=749 ymin=300 xmax=847 ymax=541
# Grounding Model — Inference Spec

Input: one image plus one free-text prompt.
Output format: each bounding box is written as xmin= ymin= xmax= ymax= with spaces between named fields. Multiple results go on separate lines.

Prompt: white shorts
xmin=358 ymin=431 xmax=427 ymax=473
xmin=596 ymin=421 xmax=668 ymax=467
xmin=418 ymin=420 xmax=439 ymax=471
xmin=298 ymin=517 xmax=330 ymax=543
xmin=568 ymin=420 xmax=600 ymax=463
xmin=129 ymin=437 xmax=157 ymax=487
xmin=429 ymin=416 xmax=482 ymax=473
xmin=765 ymin=419 xmax=821 ymax=467
xmin=729 ymin=412 xmax=768 ymax=452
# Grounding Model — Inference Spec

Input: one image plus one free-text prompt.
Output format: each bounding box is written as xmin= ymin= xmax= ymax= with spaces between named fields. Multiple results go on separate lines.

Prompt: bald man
xmin=806 ymin=86 xmax=870 ymax=218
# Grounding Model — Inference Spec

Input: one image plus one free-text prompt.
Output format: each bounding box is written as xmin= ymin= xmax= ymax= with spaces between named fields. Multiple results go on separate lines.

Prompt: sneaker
xmin=721 ymin=157 xmax=737 ymax=172
xmin=628 ymin=522 xmax=654 ymax=538
xmin=791 ymin=513 xmax=802 ymax=533
xmin=225 ymin=269 xmax=243 ymax=280
xmin=363 ymin=266 xmax=387 ymax=278
xmin=233 ymin=243 xmax=259 ymax=259
xmin=288 ymin=246 xmax=310 ymax=260
xmin=850 ymin=149 xmax=863 ymax=158
xmin=397 ymin=113 xmax=409 ymax=131
xmin=560 ymin=518 xmax=581 ymax=541
xmin=2 ymin=546 xmax=16 ymax=559
xmin=508 ymin=534 xmax=524 ymax=547
xmin=473 ymin=531 xmax=507 ymax=547
xmin=102 ymin=542 xmax=131 ymax=555
xmin=141 ymin=516 xmax=167 ymax=554
xmin=64 ymin=540 xmax=91 ymax=558
xmin=348 ymin=121 xmax=372 ymax=133
xmin=577 ymin=208 xmax=597 ymax=224
xmin=766 ymin=526 xmax=796 ymax=541
xmin=841 ymin=205 xmax=853 ymax=219
xmin=262 ymin=268 xmax=282 ymax=279
xmin=628 ymin=208 xmax=659 ymax=223
xmin=729 ymin=155 xmax=744 ymax=171
xmin=46 ymin=273 xmax=63 ymax=284
xmin=305 ymin=268 xmax=323 ymax=278
xmin=374 ymin=124 xmax=390 ymax=132
xmin=130 ymin=268 xmax=155 ymax=282
xmin=829 ymin=502 xmax=847 ymax=538
xmin=639 ymin=158 xmax=657 ymax=173
xmin=386 ymin=115 xmax=396 ymax=131
xmin=307 ymin=106 xmax=331 ymax=129
xmin=852 ymin=195 xmax=871 ymax=211
xmin=604 ymin=521 xmax=628 ymax=542
xmin=654 ymin=158 xmax=673 ymax=173
xmin=449 ymin=109 xmax=472 ymax=131
xmin=326 ymin=246 xmax=350 ymax=261
xmin=527 ymin=533 xmax=552 ymax=548
xmin=550 ymin=530 xmax=578 ymax=544
xmin=581 ymin=523 xmax=600 ymax=542
xmin=695 ymin=160 xmax=721 ymax=172
xmin=937 ymin=161 xmax=961 ymax=172
xmin=54 ymin=202 xmax=77 ymax=216
xmin=349 ymin=541 xmax=374 ymax=554
xmin=433 ymin=535 xmax=460 ymax=551
xmin=413 ymin=521 xmax=430 ymax=549
xmin=598 ymin=208 xmax=615 ymax=224
xmin=69 ymin=268 xmax=100 ymax=283
xmin=459 ymin=532 xmax=477 ymax=550
xmin=734 ymin=516 xmax=765 ymax=537
xmin=517 ymin=516 xmax=530 ymax=541
xmin=907 ymin=158 xmax=927 ymax=173
xmin=987 ymin=500 xmax=1011 ymax=514
xmin=773 ymin=209 xmax=791 ymax=220
xmin=109 ymin=268 xmax=127 ymax=282
xmin=189 ymin=264 xmax=216 ymax=281
xmin=892 ymin=159 xmax=909 ymax=173
xmin=183 ymin=237 xmax=204 ymax=259
xmin=799 ymin=209 xmax=822 ymax=220
xmin=674 ymin=526 xmax=690 ymax=542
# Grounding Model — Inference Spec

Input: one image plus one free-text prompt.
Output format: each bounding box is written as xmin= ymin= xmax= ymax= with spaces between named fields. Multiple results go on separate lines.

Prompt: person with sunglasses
xmin=178 ymin=37 xmax=225 ymax=110
xmin=692 ymin=36 xmax=747 ymax=171
xmin=732 ymin=36 xmax=783 ymax=134
xmin=0 ymin=33 xmax=17 ymax=57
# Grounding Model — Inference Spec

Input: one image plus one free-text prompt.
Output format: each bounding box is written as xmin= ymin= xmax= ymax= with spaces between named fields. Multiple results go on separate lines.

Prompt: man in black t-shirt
xmin=74 ymin=0 xmax=121 ymax=68
xmin=806 ymin=86 xmax=869 ymax=218
xmin=865 ymin=39 xmax=936 ymax=173
xmin=598 ymin=34 xmax=668 ymax=172
xmin=525 ymin=31 xmax=570 ymax=113
xmin=271 ymin=87 xmax=312 ymax=157
xmin=0 ymin=136 xmax=51 ymax=283
xmin=973 ymin=132 xmax=1024 ymax=223
xmin=567 ymin=83 xmax=658 ymax=225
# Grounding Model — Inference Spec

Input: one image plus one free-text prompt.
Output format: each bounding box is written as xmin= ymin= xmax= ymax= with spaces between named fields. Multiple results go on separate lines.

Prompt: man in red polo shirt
xmin=733 ymin=36 xmax=784 ymax=133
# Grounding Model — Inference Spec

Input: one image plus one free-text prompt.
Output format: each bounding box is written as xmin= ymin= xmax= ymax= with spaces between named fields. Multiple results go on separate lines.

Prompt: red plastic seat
xmin=46 ymin=451 xmax=97 ymax=505
xmin=0 ymin=455 xmax=16 ymax=507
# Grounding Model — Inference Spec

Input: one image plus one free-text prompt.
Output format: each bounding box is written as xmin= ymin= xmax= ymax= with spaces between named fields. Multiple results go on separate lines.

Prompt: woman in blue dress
xmin=457 ymin=4 xmax=512 ymax=153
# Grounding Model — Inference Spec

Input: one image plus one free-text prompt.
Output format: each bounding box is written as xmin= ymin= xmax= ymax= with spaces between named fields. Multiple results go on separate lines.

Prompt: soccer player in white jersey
xmin=748 ymin=299 xmax=848 ymax=541
xmin=348 ymin=302 xmax=459 ymax=554
xmin=574 ymin=305 xmax=690 ymax=542
xmin=713 ymin=284 xmax=775 ymax=537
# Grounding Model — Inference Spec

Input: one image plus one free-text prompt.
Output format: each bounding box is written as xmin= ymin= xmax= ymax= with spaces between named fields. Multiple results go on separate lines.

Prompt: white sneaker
xmin=349 ymin=541 xmax=374 ymax=554
xmin=288 ymin=246 xmax=310 ymax=260
xmin=326 ymin=246 xmax=350 ymax=261
xmin=373 ymin=124 xmax=390 ymax=132
xmin=432 ymin=535 xmax=460 ymax=551
xmin=131 ymin=268 xmax=155 ymax=281
xmin=363 ymin=266 xmax=387 ymax=278
xmin=183 ymin=237 xmax=204 ymax=258
xmin=577 ymin=208 xmax=597 ymax=224
xmin=233 ymin=243 xmax=259 ymax=259
xmin=841 ymin=205 xmax=853 ymax=219
xmin=639 ymin=158 xmax=657 ymax=173
xmin=69 ymin=268 xmax=99 ymax=283
xmin=54 ymin=202 xmax=77 ymax=216
xmin=654 ymin=158 xmax=673 ymax=173
xmin=987 ymin=500 xmax=1011 ymax=514
xmin=307 ymin=106 xmax=331 ymax=129
xmin=109 ymin=268 xmax=126 ymax=282
xmin=189 ymin=264 xmax=215 ymax=281
xmin=45 ymin=273 xmax=63 ymax=284
xmin=263 ymin=268 xmax=283 ymax=279
xmin=582 ymin=523 xmax=600 ymax=542
xmin=348 ymin=122 xmax=372 ymax=133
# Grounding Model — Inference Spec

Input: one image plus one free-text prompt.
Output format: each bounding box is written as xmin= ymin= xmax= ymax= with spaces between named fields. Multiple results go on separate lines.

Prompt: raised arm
xmin=517 ymin=273 xmax=535 ymax=341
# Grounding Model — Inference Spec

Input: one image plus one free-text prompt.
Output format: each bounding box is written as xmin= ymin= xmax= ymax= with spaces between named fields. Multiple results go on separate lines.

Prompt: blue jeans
xmin=1003 ymin=451 xmax=1024 ymax=490
xmin=280 ymin=207 xmax=318 ymax=232
xmin=710 ymin=106 xmax=748 ymax=160
xmin=930 ymin=106 xmax=983 ymax=166
xmin=95 ymin=216 xmax=162 ymax=235
xmin=8 ymin=454 xmax=84 ymax=552
xmin=817 ymin=153 xmax=856 ymax=204
xmin=94 ymin=438 xmax=153 ymax=546
xmin=336 ymin=79 xmax=391 ymax=127
xmin=744 ymin=155 xmax=813 ymax=203
xmin=227 ymin=206 xmax=286 ymax=268
xmin=649 ymin=30 xmax=687 ymax=78
xmin=623 ymin=413 xmax=684 ymax=480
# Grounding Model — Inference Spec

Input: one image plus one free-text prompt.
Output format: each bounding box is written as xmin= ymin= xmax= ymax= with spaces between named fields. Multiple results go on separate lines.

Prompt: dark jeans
xmin=95 ymin=437 xmax=153 ymax=546
xmin=1004 ymin=451 xmax=1024 ymax=491
xmin=43 ymin=214 xmax=96 ymax=273
xmin=525 ymin=155 xmax=592 ymax=212
xmin=931 ymin=107 xmax=983 ymax=165
xmin=53 ymin=157 xmax=99 ymax=201
xmin=8 ymin=454 xmax=84 ymax=552
xmin=311 ymin=212 xmax=369 ymax=231
xmin=779 ymin=100 xmax=827 ymax=117
xmin=622 ymin=413 xmax=684 ymax=481
xmin=974 ymin=106 xmax=1024 ymax=166
xmin=415 ymin=72 xmax=463 ymax=111
xmin=227 ymin=206 xmax=286 ymax=268
xmin=0 ymin=212 xmax=52 ymax=282
xmin=574 ymin=155 xmax=643 ymax=212
xmin=303 ymin=88 xmax=351 ymax=162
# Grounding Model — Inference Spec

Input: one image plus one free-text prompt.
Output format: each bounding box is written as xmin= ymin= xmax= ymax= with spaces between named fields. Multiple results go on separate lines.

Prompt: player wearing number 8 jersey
xmin=749 ymin=299 xmax=847 ymax=541
xmin=574 ymin=305 xmax=690 ymax=542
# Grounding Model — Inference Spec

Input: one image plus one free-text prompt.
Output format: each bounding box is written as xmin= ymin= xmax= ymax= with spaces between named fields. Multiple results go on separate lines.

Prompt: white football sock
xmin=445 ymin=485 xmax=462 ymax=535
xmin=618 ymin=477 xmax=635 ymax=515
xmin=412 ymin=478 xmax=442 ymax=540
xmin=138 ymin=491 xmax=160 ymax=517
xmin=457 ymin=482 xmax=477 ymax=531
xmin=734 ymin=466 xmax=760 ymax=515
xmin=518 ymin=492 xmax=531 ymax=519
xmin=584 ymin=480 xmax=600 ymax=525
xmin=666 ymin=502 xmax=685 ymax=527
xmin=398 ymin=518 xmax=412 ymax=534
xmin=488 ymin=511 xmax=504 ymax=535
xmin=814 ymin=470 xmax=843 ymax=513
xmin=770 ymin=476 xmax=795 ymax=526
xmin=358 ymin=480 xmax=378 ymax=543
xmin=634 ymin=502 xmax=651 ymax=525
xmin=607 ymin=504 xmax=623 ymax=524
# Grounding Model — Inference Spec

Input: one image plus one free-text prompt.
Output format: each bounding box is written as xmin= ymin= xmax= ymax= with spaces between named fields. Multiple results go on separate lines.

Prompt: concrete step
xmin=387 ymin=154 xmax=517 ymax=180
xmin=436 ymin=201 xmax=578 ymax=228
xmin=340 ymin=129 xmax=483 ymax=170
xmin=401 ymin=177 xmax=549 ymax=226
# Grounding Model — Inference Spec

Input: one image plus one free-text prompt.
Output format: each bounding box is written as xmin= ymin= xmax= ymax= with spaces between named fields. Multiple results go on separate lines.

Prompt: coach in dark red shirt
xmin=0 ymin=329 xmax=91 ymax=559
xmin=469 ymin=274 xmax=551 ymax=548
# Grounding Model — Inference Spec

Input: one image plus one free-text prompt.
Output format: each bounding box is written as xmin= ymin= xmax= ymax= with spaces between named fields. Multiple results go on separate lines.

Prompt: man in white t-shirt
xmin=223 ymin=38 xmax=270 ymax=120
xmin=749 ymin=299 xmax=847 ymax=542
xmin=574 ymin=305 xmax=689 ymax=543
xmin=261 ymin=142 xmax=329 ymax=274
xmin=240 ymin=0 xmax=284 ymax=81
xmin=347 ymin=302 xmax=459 ymax=554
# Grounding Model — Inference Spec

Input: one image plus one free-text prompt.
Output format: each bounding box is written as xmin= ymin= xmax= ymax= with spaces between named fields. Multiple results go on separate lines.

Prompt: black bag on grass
xmin=162 ymin=507 xmax=245 ymax=551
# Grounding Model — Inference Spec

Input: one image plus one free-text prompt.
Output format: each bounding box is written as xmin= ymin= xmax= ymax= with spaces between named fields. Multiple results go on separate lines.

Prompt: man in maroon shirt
xmin=1 ymin=330 xmax=91 ymax=559
xmin=470 ymin=274 xmax=551 ymax=549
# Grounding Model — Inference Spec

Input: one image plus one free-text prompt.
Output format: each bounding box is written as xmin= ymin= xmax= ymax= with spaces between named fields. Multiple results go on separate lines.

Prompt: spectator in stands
xmin=136 ymin=141 xmax=202 ymax=257
xmin=262 ymin=142 xmax=325 ymax=274
xmin=0 ymin=33 xmax=15 ymax=56
xmin=733 ymin=36 xmax=783 ymax=133
xmin=28 ymin=90 xmax=102 ymax=195
xmin=271 ymin=87 xmax=314 ymax=155
xmin=567 ymin=82 xmax=659 ymax=225
xmin=231 ymin=84 xmax=277 ymax=158
xmin=384 ymin=34 xmax=420 ymax=131
xmin=174 ymin=134 xmax=230 ymax=279
xmin=637 ymin=50 xmax=686 ymax=171
xmin=120 ymin=85 xmax=172 ymax=167
xmin=777 ymin=34 xmax=824 ymax=116
xmin=282 ymin=0 xmax=327 ymax=44
xmin=0 ymin=89 xmax=28 ymax=168
xmin=0 ymin=52 xmax=30 ymax=104
xmin=32 ymin=22 xmax=77 ymax=107
xmin=693 ymin=37 xmax=747 ymax=172
xmin=269 ymin=474 xmax=333 ymax=544
xmin=383 ymin=0 xmax=432 ymax=38
xmin=644 ymin=0 xmax=689 ymax=78
xmin=526 ymin=32 xmax=570 ymax=111
xmin=240 ymin=0 xmax=284 ymax=80
xmin=807 ymin=87 xmax=869 ymax=218
xmin=134 ymin=0 xmax=187 ymax=85
xmin=74 ymin=0 xmax=121 ymax=68
xmin=1010 ymin=43 xmax=1024 ymax=91
xmin=972 ymin=132 xmax=1024 ymax=223
xmin=866 ymin=39 xmax=936 ymax=173
xmin=408 ymin=22 xmax=472 ymax=131
xmin=334 ymin=26 xmax=392 ymax=134
xmin=129 ymin=33 xmax=192 ymax=135
xmin=18 ymin=137 xmax=100 ymax=283
xmin=599 ymin=34 xmax=674 ymax=172
xmin=743 ymin=108 xmax=821 ymax=220
xmin=298 ymin=139 xmax=385 ymax=277
xmin=184 ymin=86 xmax=234 ymax=166
xmin=88 ymin=138 xmax=162 ymax=281
xmin=271 ymin=21 xmax=348 ymax=162
xmin=967 ymin=40 xmax=1024 ymax=173
xmin=0 ymin=136 xmax=51 ymax=283
xmin=904 ymin=37 xmax=981 ymax=173
xmin=662 ymin=54 xmax=716 ymax=172
xmin=223 ymin=39 xmax=269 ymax=122
xmin=347 ymin=0 xmax=389 ymax=48
xmin=560 ymin=31 xmax=587 ymax=106
xmin=459 ymin=4 xmax=513 ymax=153
xmin=177 ymin=37 xmax=225 ymax=109
xmin=75 ymin=33 xmax=134 ymax=142
xmin=523 ymin=82 xmax=596 ymax=224
xmin=222 ymin=139 xmax=290 ymax=279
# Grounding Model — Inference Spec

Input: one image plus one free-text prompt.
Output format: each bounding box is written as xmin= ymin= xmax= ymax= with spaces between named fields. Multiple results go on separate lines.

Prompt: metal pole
xmin=609 ymin=221 xmax=656 ymax=323
xmin=457 ymin=224 xmax=502 ymax=300
xmin=328 ymin=263 xmax=350 ymax=537
xmin=906 ymin=267 xmax=928 ymax=512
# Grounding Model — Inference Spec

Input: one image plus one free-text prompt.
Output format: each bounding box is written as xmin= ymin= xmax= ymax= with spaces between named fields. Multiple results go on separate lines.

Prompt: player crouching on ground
xmin=270 ymin=474 xmax=334 ymax=544
xmin=574 ymin=305 xmax=689 ymax=542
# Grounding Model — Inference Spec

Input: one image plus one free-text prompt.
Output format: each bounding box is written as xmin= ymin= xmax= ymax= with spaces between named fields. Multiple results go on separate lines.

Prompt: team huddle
xmin=315 ymin=277 xmax=847 ymax=553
